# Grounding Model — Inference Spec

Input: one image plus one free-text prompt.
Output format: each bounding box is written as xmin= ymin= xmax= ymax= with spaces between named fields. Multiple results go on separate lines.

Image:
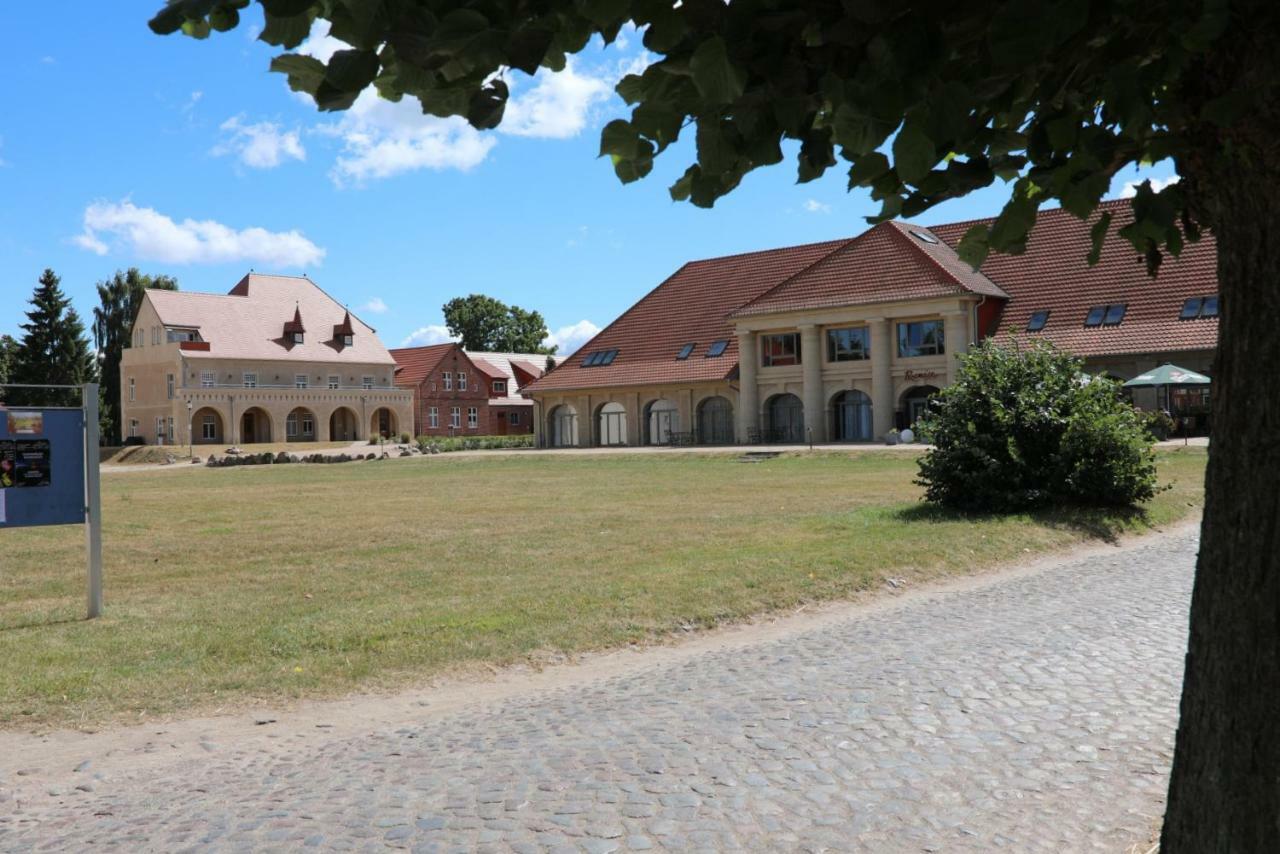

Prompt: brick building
xmin=390 ymin=343 xmax=562 ymax=437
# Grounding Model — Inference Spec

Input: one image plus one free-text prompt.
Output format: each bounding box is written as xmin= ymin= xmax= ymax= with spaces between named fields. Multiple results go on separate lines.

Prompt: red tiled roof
xmin=928 ymin=199 xmax=1217 ymax=357
xmin=527 ymin=199 xmax=1217 ymax=394
xmin=734 ymin=221 xmax=1007 ymax=317
xmin=389 ymin=343 xmax=456 ymax=389
xmin=524 ymin=238 xmax=849 ymax=392
xmin=470 ymin=357 xmax=507 ymax=380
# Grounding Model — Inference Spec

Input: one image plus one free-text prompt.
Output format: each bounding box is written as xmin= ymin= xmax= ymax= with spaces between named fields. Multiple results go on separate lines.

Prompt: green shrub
xmin=916 ymin=338 xmax=1160 ymax=511
xmin=415 ymin=434 xmax=535 ymax=453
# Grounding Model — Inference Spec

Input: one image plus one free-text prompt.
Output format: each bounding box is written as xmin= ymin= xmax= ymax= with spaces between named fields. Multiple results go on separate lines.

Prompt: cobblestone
xmin=0 ymin=531 xmax=1195 ymax=851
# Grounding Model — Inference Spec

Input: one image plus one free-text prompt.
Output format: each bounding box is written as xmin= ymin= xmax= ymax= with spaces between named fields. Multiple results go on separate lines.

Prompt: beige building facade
xmin=120 ymin=274 xmax=412 ymax=447
xmin=527 ymin=203 xmax=1219 ymax=445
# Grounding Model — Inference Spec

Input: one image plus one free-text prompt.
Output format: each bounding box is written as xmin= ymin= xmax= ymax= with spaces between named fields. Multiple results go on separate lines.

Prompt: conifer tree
xmin=10 ymin=269 xmax=98 ymax=407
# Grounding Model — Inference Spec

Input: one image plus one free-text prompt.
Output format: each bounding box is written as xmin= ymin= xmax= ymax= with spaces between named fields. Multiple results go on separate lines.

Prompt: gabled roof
xmin=928 ymin=199 xmax=1217 ymax=357
xmin=470 ymin=358 xmax=508 ymax=381
xmin=388 ymin=343 xmax=457 ymax=388
xmin=732 ymin=221 xmax=1007 ymax=317
xmin=524 ymin=238 xmax=849 ymax=393
xmin=145 ymin=273 xmax=393 ymax=364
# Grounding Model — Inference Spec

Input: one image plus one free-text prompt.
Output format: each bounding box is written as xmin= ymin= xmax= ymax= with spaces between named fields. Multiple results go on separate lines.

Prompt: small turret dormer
xmin=332 ymin=310 xmax=355 ymax=349
xmin=283 ymin=304 xmax=306 ymax=345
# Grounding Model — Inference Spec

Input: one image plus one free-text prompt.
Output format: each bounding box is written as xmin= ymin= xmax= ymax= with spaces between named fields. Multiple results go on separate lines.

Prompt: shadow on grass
xmin=890 ymin=501 xmax=1152 ymax=544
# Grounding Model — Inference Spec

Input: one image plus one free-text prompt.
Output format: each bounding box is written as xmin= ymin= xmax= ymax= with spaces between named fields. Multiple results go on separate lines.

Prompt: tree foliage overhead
xmin=93 ymin=268 xmax=180 ymax=445
xmin=149 ymin=0 xmax=1263 ymax=271
xmin=9 ymin=269 xmax=98 ymax=408
xmin=442 ymin=293 xmax=554 ymax=353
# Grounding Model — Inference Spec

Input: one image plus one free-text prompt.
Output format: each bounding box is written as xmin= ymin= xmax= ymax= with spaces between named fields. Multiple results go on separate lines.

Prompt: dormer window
xmin=333 ymin=310 xmax=356 ymax=348
xmin=283 ymin=305 xmax=306 ymax=343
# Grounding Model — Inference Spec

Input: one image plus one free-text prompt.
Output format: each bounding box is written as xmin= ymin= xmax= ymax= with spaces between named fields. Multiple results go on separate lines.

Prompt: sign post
xmin=83 ymin=384 xmax=103 ymax=618
xmin=0 ymin=383 xmax=103 ymax=619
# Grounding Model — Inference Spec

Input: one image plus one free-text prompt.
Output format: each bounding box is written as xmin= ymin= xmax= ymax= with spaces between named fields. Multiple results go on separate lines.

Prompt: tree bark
xmin=1161 ymin=22 xmax=1280 ymax=848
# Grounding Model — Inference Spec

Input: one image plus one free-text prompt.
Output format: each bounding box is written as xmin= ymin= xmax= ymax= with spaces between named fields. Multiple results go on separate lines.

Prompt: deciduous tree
xmin=93 ymin=268 xmax=179 ymax=444
xmin=149 ymin=1 xmax=1280 ymax=845
xmin=442 ymin=294 xmax=553 ymax=353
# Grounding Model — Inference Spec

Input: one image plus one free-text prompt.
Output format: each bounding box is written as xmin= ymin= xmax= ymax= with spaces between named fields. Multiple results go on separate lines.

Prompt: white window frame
xmin=467 ymin=406 xmax=478 ymax=429
xmin=243 ymin=372 xmax=258 ymax=388
xmin=295 ymin=374 xmax=308 ymax=389
xmin=328 ymin=375 xmax=339 ymax=389
xmin=286 ymin=413 xmax=299 ymax=438
xmin=428 ymin=407 xmax=439 ymax=429
xmin=129 ymin=419 xmax=139 ymax=438
xmin=166 ymin=373 xmax=175 ymax=399
xmin=201 ymin=414 xmax=216 ymax=440
xmin=201 ymin=370 xmax=215 ymax=388
xmin=458 ymin=372 xmax=467 ymax=391
xmin=301 ymin=415 xmax=314 ymax=437
xmin=128 ymin=377 xmax=135 ymax=402
xmin=155 ymin=416 xmax=165 ymax=443
xmin=292 ymin=331 xmax=304 ymax=344
xmin=450 ymin=406 xmax=461 ymax=428
xmin=342 ymin=333 xmax=353 ymax=346
xmin=361 ymin=375 xmax=374 ymax=390
xmin=442 ymin=371 xmax=452 ymax=391
xmin=168 ymin=417 xmax=175 ymax=442
xmin=508 ymin=411 xmax=520 ymax=426
xmin=493 ymin=380 xmax=506 ymax=394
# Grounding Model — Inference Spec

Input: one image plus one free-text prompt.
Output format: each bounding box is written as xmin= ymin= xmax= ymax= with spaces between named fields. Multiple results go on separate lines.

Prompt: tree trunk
xmin=1161 ymin=44 xmax=1280 ymax=845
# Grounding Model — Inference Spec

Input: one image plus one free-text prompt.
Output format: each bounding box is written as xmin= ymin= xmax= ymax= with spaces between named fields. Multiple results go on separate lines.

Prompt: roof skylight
xmin=909 ymin=230 xmax=939 ymax=245
xmin=706 ymin=340 xmax=729 ymax=357
xmin=1026 ymin=310 xmax=1050 ymax=332
xmin=676 ymin=343 xmax=695 ymax=360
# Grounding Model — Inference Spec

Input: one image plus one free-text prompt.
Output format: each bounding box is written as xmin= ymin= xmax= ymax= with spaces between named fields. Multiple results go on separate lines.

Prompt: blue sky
xmin=0 ymin=4 xmax=1178 ymax=353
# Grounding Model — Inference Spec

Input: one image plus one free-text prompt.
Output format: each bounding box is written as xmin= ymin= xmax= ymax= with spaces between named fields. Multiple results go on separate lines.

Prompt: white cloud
xmin=214 ymin=115 xmax=306 ymax=169
xmin=1120 ymin=174 xmax=1181 ymax=198
xmin=362 ymin=297 xmax=388 ymax=314
xmin=321 ymin=89 xmax=496 ymax=185
xmin=297 ymin=20 xmax=351 ymax=63
xmin=40 ymin=56 xmax=55 ymax=65
xmin=803 ymin=199 xmax=832 ymax=214
xmin=401 ymin=325 xmax=457 ymax=347
xmin=544 ymin=320 xmax=600 ymax=354
xmin=502 ymin=60 xmax=613 ymax=139
xmin=73 ymin=200 xmax=326 ymax=268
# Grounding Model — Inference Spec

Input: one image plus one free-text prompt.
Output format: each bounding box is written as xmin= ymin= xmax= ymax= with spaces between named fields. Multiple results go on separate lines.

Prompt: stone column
xmin=944 ymin=310 xmax=971 ymax=385
xmin=869 ymin=317 xmax=894 ymax=437
xmin=800 ymin=324 xmax=824 ymax=443
xmin=577 ymin=395 xmax=592 ymax=447
xmin=736 ymin=331 xmax=759 ymax=443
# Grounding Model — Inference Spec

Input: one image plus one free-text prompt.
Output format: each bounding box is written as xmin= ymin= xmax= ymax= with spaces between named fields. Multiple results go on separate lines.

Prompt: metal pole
xmin=83 ymin=383 xmax=104 ymax=619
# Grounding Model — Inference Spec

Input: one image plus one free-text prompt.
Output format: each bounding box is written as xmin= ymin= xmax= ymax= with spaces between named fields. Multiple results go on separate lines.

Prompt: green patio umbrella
xmin=1122 ymin=364 xmax=1212 ymax=388
xmin=1123 ymin=363 xmax=1211 ymax=443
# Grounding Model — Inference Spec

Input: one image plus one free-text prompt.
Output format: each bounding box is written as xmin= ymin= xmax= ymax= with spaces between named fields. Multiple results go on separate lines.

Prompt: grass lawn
xmin=0 ymin=447 xmax=1207 ymax=729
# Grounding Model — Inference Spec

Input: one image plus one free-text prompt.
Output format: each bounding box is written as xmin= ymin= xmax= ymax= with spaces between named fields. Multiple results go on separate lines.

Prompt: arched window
xmin=644 ymin=399 xmax=679 ymax=445
xmin=549 ymin=405 xmax=579 ymax=447
xmin=765 ymin=393 xmax=805 ymax=443
xmin=831 ymin=390 xmax=873 ymax=441
xmin=597 ymin=402 xmax=627 ymax=446
xmin=697 ymin=396 xmax=734 ymax=445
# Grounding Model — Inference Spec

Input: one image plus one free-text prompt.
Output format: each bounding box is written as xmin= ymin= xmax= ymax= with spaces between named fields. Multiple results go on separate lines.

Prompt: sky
xmin=0 ymin=4 xmax=1178 ymax=354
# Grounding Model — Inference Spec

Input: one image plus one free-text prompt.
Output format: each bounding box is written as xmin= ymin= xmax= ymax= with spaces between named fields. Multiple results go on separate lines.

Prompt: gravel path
xmin=0 ymin=529 xmax=1195 ymax=852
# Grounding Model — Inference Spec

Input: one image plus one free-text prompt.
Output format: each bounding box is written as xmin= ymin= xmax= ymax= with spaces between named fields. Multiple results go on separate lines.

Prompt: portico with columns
xmin=728 ymin=297 xmax=977 ymax=444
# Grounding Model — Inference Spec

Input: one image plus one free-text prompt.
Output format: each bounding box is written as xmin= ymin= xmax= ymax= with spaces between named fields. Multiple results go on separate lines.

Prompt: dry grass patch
xmin=0 ymin=447 xmax=1206 ymax=728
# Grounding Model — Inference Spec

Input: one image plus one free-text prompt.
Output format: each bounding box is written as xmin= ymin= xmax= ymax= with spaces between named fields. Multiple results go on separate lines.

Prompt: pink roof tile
xmin=146 ymin=273 xmax=395 ymax=364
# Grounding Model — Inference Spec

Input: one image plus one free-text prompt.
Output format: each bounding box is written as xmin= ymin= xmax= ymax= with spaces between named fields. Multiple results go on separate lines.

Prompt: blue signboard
xmin=0 ymin=407 xmax=86 ymax=528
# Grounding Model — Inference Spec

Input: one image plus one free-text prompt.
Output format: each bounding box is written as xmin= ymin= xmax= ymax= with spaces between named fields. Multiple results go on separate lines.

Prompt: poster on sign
xmin=0 ymin=442 xmax=14 ymax=488
xmin=14 ymin=440 xmax=52 ymax=487
xmin=7 ymin=411 xmax=43 ymax=434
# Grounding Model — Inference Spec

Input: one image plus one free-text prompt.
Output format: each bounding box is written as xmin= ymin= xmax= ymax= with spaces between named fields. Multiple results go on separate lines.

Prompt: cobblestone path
xmin=0 ymin=530 xmax=1195 ymax=852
